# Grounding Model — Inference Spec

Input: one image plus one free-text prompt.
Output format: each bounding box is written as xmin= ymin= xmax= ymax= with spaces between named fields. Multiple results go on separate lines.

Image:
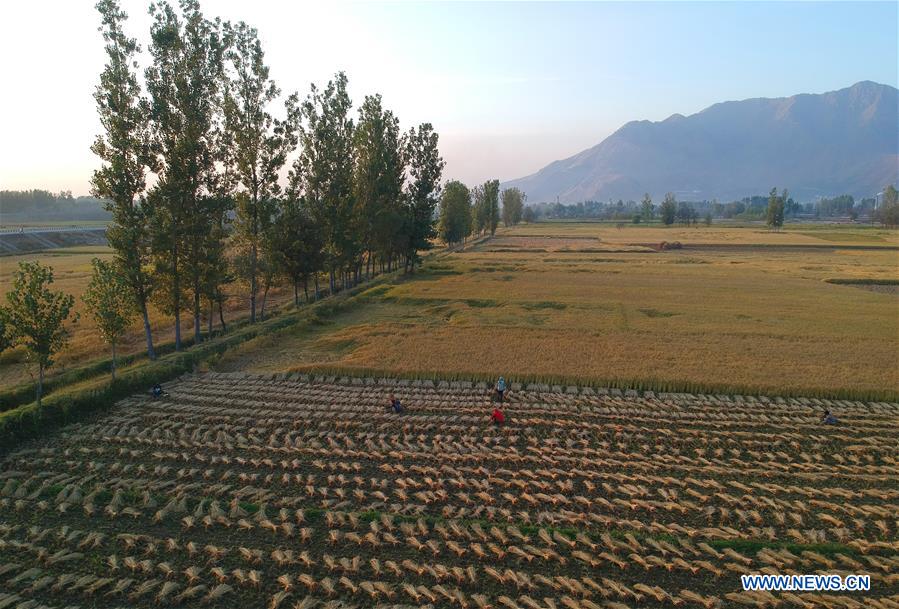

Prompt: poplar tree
xmin=641 ymin=193 xmax=654 ymax=222
xmin=92 ymin=0 xmax=156 ymax=359
xmin=292 ymin=72 xmax=355 ymax=295
xmin=145 ymin=0 xmax=225 ymax=347
xmin=223 ymin=20 xmax=300 ymax=323
xmin=483 ymin=179 xmax=500 ymax=235
xmin=660 ymin=192 xmax=677 ymax=225
xmin=501 ymin=187 xmax=524 ymax=227
xmin=353 ymin=95 xmax=404 ymax=277
xmin=403 ymin=123 xmax=445 ymax=271
xmin=767 ymin=187 xmax=786 ymax=230
xmin=439 ymin=180 xmax=472 ymax=246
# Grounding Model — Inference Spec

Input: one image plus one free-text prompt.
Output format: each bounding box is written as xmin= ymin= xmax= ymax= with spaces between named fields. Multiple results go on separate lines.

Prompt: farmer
xmin=822 ymin=410 xmax=838 ymax=425
xmin=389 ymin=394 xmax=404 ymax=414
xmin=495 ymin=377 xmax=507 ymax=403
xmin=491 ymin=406 xmax=505 ymax=426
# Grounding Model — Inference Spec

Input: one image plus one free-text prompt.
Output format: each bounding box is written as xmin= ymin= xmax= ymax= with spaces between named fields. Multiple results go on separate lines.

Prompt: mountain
xmin=503 ymin=81 xmax=898 ymax=203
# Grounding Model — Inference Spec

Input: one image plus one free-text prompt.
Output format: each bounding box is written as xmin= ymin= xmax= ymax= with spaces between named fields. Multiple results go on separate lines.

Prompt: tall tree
xmin=483 ymin=179 xmax=500 ymax=235
xmin=471 ymin=184 xmax=487 ymax=235
xmin=501 ymin=187 xmax=525 ymax=227
xmin=292 ymin=72 xmax=355 ymax=295
xmin=82 ymin=258 xmax=135 ymax=380
xmin=641 ymin=193 xmax=654 ymax=222
xmin=874 ymin=184 xmax=899 ymax=228
xmin=92 ymin=0 xmax=156 ymax=360
xmin=145 ymin=0 xmax=226 ymax=348
xmin=660 ymin=192 xmax=677 ymax=226
xmin=353 ymin=95 xmax=404 ymax=276
xmin=403 ymin=123 xmax=445 ymax=272
xmin=0 ymin=262 xmax=77 ymax=407
xmin=438 ymin=180 xmax=472 ymax=247
xmin=767 ymin=187 xmax=786 ymax=230
xmin=223 ymin=20 xmax=299 ymax=323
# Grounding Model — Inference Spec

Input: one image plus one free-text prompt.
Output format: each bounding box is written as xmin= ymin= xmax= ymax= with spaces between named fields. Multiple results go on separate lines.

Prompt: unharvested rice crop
xmin=1 ymin=373 xmax=897 ymax=609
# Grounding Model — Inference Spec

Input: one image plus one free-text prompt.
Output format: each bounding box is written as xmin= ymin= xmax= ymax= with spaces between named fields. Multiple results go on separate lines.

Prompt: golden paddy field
xmin=216 ymin=223 xmax=899 ymax=397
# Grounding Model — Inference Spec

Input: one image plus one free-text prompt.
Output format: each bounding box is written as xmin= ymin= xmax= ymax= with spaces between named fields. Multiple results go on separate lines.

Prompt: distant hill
xmin=503 ymin=81 xmax=898 ymax=203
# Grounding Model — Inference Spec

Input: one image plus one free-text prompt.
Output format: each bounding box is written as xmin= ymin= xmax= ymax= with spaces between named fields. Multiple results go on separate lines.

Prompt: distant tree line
xmin=524 ymin=184 xmax=899 ymax=227
xmin=0 ymin=190 xmax=112 ymax=221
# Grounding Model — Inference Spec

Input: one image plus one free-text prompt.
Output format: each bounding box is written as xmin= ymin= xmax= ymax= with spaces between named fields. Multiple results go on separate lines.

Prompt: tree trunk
xmin=294 ymin=280 xmax=299 ymax=307
xmin=250 ymin=240 xmax=257 ymax=323
xmin=208 ymin=300 xmax=213 ymax=336
xmin=260 ymin=284 xmax=269 ymax=320
xmin=111 ymin=342 xmax=117 ymax=381
xmin=173 ymin=245 xmax=181 ymax=351
xmin=218 ymin=296 xmax=227 ymax=331
xmin=329 ymin=267 xmax=335 ymax=296
xmin=140 ymin=302 xmax=155 ymax=361
xmin=314 ymin=275 xmax=320 ymax=301
xmin=37 ymin=363 xmax=44 ymax=408
xmin=193 ymin=283 xmax=201 ymax=344
xmin=303 ymin=276 xmax=309 ymax=303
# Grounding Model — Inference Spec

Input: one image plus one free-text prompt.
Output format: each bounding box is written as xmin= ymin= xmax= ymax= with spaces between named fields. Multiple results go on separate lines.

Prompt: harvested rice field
xmin=216 ymin=224 xmax=899 ymax=399
xmin=1 ymin=373 xmax=897 ymax=609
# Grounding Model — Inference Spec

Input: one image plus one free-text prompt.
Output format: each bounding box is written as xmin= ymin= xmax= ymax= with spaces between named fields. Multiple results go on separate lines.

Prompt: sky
xmin=0 ymin=1 xmax=896 ymax=195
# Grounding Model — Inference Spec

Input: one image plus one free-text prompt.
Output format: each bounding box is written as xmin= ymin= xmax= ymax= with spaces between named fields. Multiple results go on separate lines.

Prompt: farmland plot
xmin=1 ymin=373 xmax=898 ymax=609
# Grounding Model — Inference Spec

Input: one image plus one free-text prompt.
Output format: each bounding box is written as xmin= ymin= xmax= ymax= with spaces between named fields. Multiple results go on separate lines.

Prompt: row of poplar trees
xmin=438 ymin=181 xmax=526 ymax=247
xmin=93 ymin=0 xmax=445 ymax=361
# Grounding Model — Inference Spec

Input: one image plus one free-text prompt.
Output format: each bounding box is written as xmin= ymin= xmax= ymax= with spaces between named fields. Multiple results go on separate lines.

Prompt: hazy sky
xmin=1 ymin=1 xmax=896 ymax=195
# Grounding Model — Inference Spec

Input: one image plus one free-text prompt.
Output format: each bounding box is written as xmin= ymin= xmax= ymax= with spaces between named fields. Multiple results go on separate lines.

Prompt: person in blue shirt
xmin=389 ymin=394 xmax=404 ymax=414
xmin=495 ymin=377 xmax=506 ymax=403
xmin=822 ymin=410 xmax=838 ymax=425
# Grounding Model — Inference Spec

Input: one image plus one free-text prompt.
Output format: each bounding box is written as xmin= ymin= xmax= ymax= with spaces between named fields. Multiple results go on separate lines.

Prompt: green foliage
xmin=660 ymin=192 xmax=677 ymax=225
xmin=501 ymin=187 xmax=525 ymax=227
xmin=403 ymin=123 xmax=445 ymax=270
xmin=766 ymin=187 xmax=786 ymax=230
xmin=92 ymin=0 xmax=156 ymax=360
xmin=522 ymin=206 xmax=536 ymax=223
xmin=471 ymin=180 xmax=500 ymax=236
xmin=145 ymin=0 xmax=227 ymax=347
xmin=82 ymin=258 xmax=136 ymax=379
xmin=292 ymin=72 xmax=355 ymax=293
xmin=354 ymin=94 xmax=405 ymax=272
xmin=0 ymin=316 xmax=10 ymax=355
xmin=1 ymin=261 xmax=77 ymax=406
xmin=438 ymin=181 xmax=472 ymax=246
xmin=268 ymin=197 xmax=325 ymax=305
xmin=223 ymin=20 xmax=300 ymax=323
xmin=874 ymin=184 xmax=899 ymax=228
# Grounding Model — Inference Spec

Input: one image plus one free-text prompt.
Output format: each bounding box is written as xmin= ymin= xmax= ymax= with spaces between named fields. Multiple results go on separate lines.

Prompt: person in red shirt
xmin=491 ymin=407 xmax=505 ymax=426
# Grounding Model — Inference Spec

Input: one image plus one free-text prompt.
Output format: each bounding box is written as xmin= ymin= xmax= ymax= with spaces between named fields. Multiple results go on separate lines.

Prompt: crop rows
xmin=0 ymin=373 xmax=897 ymax=609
